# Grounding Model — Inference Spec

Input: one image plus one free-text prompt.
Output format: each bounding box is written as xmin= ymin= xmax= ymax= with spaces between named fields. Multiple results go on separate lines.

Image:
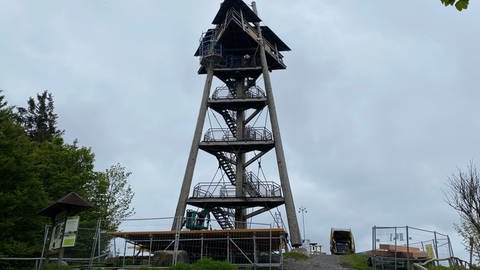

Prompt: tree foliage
xmin=32 ymin=138 xmax=96 ymax=200
xmin=84 ymin=163 xmax=135 ymax=231
xmin=445 ymin=162 xmax=480 ymax=262
xmin=0 ymin=90 xmax=7 ymax=109
xmin=17 ymin=90 xmax=64 ymax=142
xmin=0 ymin=100 xmax=49 ymax=259
xmin=0 ymin=91 xmax=135 ymax=264
xmin=0 ymin=90 xmax=14 ymax=121
xmin=441 ymin=0 xmax=469 ymax=11
xmin=167 ymin=258 xmax=238 ymax=270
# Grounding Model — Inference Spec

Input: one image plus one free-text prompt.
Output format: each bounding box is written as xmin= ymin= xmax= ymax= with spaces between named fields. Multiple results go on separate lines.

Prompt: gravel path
xmin=284 ymin=254 xmax=351 ymax=270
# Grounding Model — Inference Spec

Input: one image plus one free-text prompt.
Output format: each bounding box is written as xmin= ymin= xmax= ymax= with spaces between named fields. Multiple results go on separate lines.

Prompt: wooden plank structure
xmin=373 ymin=244 xmax=429 ymax=259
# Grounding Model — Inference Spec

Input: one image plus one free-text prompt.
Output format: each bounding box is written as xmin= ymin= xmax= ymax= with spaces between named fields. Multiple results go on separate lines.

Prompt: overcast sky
xmin=1 ymin=0 xmax=479 ymax=259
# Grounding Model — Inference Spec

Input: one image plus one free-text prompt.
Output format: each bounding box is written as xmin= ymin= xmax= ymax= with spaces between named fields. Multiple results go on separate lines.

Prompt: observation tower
xmin=172 ymin=0 xmax=301 ymax=247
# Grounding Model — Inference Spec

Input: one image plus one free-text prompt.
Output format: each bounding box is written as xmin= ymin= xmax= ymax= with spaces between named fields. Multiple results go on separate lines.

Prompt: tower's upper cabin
xmin=212 ymin=0 xmax=261 ymax=25
xmin=195 ymin=0 xmax=290 ymax=78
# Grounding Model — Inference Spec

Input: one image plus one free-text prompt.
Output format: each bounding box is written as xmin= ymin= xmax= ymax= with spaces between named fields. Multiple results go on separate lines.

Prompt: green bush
xmin=41 ymin=265 xmax=73 ymax=270
xmin=167 ymin=263 xmax=193 ymax=270
xmin=192 ymin=258 xmax=237 ymax=270
xmin=167 ymin=258 xmax=237 ymax=270
xmin=427 ymin=266 xmax=468 ymax=270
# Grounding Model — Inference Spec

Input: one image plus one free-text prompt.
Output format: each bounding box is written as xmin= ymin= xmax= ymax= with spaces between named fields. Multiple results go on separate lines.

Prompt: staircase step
xmin=216 ymin=152 xmax=236 ymax=185
xmin=219 ymin=109 xmax=236 ymax=137
xmin=211 ymin=207 xmax=234 ymax=229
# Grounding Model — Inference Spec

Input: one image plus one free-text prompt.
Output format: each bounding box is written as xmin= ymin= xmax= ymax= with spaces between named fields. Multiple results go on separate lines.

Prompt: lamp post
xmin=298 ymin=207 xmax=307 ymax=244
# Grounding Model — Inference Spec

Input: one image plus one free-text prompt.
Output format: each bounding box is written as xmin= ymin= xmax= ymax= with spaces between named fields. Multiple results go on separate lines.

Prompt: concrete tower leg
xmin=172 ymin=68 xmax=214 ymax=230
xmin=252 ymin=2 xmax=302 ymax=247
xmin=259 ymin=47 xmax=301 ymax=247
xmin=235 ymin=78 xmax=246 ymax=229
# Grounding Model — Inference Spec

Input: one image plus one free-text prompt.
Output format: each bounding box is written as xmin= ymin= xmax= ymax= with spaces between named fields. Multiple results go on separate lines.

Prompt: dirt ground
xmin=283 ymin=254 xmax=351 ymax=270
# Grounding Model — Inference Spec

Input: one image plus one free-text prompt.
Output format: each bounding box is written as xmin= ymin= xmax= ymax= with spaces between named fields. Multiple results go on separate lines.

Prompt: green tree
xmin=0 ymin=90 xmax=7 ymax=109
xmin=0 ymin=92 xmax=49 ymax=268
xmin=17 ymin=90 xmax=64 ymax=142
xmin=0 ymin=91 xmax=136 ymax=264
xmin=441 ymin=0 xmax=469 ymax=11
xmin=84 ymin=163 xmax=135 ymax=231
xmin=32 ymin=138 xmax=96 ymax=200
xmin=0 ymin=90 xmax=14 ymax=121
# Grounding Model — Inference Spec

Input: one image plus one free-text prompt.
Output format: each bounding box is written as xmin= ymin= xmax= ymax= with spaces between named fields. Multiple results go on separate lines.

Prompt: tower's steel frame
xmin=172 ymin=0 xmax=301 ymax=247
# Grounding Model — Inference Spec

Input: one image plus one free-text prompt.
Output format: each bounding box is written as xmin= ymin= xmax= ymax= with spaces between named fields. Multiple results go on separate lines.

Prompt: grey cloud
xmin=1 ymin=0 xmax=479 ymax=259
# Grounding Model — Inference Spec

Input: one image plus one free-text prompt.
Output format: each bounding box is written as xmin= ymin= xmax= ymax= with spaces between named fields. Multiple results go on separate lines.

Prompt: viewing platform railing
xmin=203 ymin=127 xmax=272 ymax=142
xmin=199 ymin=8 xmax=285 ymax=67
xmin=218 ymin=8 xmax=284 ymax=65
xmin=212 ymin=85 xmax=266 ymax=100
xmin=192 ymin=180 xmax=282 ymax=198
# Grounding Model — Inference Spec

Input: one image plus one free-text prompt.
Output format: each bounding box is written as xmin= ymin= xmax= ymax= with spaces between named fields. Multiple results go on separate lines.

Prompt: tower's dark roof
xmin=212 ymin=0 xmax=261 ymax=24
xmin=261 ymin=26 xmax=290 ymax=51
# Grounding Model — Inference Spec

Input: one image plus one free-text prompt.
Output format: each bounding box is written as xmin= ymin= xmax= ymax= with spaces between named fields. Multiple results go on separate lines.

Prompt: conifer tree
xmin=17 ymin=91 xmax=64 ymax=142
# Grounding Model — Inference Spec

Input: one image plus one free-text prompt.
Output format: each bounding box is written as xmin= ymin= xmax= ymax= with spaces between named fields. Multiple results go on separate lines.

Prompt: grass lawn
xmin=339 ymin=254 xmax=371 ymax=270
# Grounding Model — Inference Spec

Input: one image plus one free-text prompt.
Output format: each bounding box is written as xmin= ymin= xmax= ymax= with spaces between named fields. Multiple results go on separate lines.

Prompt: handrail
xmin=212 ymin=85 xmax=266 ymax=100
xmin=199 ymin=30 xmax=222 ymax=58
xmin=227 ymin=9 xmax=283 ymax=60
xmin=216 ymin=8 xmax=284 ymax=65
xmin=412 ymin=257 xmax=470 ymax=270
xmin=203 ymin=127 xmax=273 ymax=142
xmin=192 ymin=180 xmax=282 ymax=199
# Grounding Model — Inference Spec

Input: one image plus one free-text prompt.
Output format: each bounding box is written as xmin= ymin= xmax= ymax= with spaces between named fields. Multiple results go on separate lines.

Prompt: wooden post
xmin=172 ymin=67 xmax=214 ymax=230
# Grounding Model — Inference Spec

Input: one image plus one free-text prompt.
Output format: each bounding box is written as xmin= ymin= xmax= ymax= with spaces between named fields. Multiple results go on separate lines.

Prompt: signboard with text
xmin=62 ymin=216 xmax=80 ymax=247
xmin=48 ymin=214 xmax=80 ymax=250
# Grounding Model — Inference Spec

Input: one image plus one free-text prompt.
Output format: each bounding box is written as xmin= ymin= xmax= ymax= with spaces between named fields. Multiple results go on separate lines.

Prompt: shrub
xmin=42 ymin=265 xmax=72 ymax=270
xmin=167 ymin=258 xmax=237 ymax=270
xmin=191 ymin=258 xmax=237 ymax=270
xmin=167 ymin=263 xmax=192 ymax=270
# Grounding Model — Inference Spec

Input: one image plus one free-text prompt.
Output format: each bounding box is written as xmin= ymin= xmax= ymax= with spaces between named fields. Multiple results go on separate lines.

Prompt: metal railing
xmin=412 ymin=257 xmax=470 ymax=270
xmin=199 ymin=7 xmax=284 ymax=67
xmin=222 ymin=8 xmax=284 ymax=65
xmin=203 ymin=127 xmax=272 ymax=142
xmin=199 ymin=30 xmax=222 ymax=58
xmin=192 ymin=181 xmax=282 ymax=198
xmin=212 ymin=85 xmax=266 ymax=100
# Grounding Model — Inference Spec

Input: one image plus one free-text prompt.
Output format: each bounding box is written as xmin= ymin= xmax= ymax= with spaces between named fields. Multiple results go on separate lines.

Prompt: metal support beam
xmin=235 ymin=80 xmax=247 ymax=229
xmin=148 ymin=235 xmax=153 ymax=266
xmin=252 ymin=2 xmax=302 ymax=247
xmin=244 ymin=150 xmax=268 ymax=168
xmin=245 ymin=207 xmax=271 ymax=219
xmin=172 ymin=67 xmax=214 ymax=230
xmin=245 ymin=108 xmax=262 ymax=124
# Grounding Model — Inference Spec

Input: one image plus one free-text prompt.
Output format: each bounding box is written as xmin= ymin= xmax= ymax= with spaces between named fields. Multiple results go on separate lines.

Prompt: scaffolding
xmin=109 ymin=217 xmax=286 ymax=268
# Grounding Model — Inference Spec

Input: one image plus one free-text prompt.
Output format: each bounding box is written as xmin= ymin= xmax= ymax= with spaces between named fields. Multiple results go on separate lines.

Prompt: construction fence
xmin=1 ymin=217 xmax=285 ymax=269
xmin=110 ymin=217 xmax=285 ymax=269
xmin=0 ymin=221 xmax=104 ymax=270
xmin=371 ymin=226 xmax=453 ymax=270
